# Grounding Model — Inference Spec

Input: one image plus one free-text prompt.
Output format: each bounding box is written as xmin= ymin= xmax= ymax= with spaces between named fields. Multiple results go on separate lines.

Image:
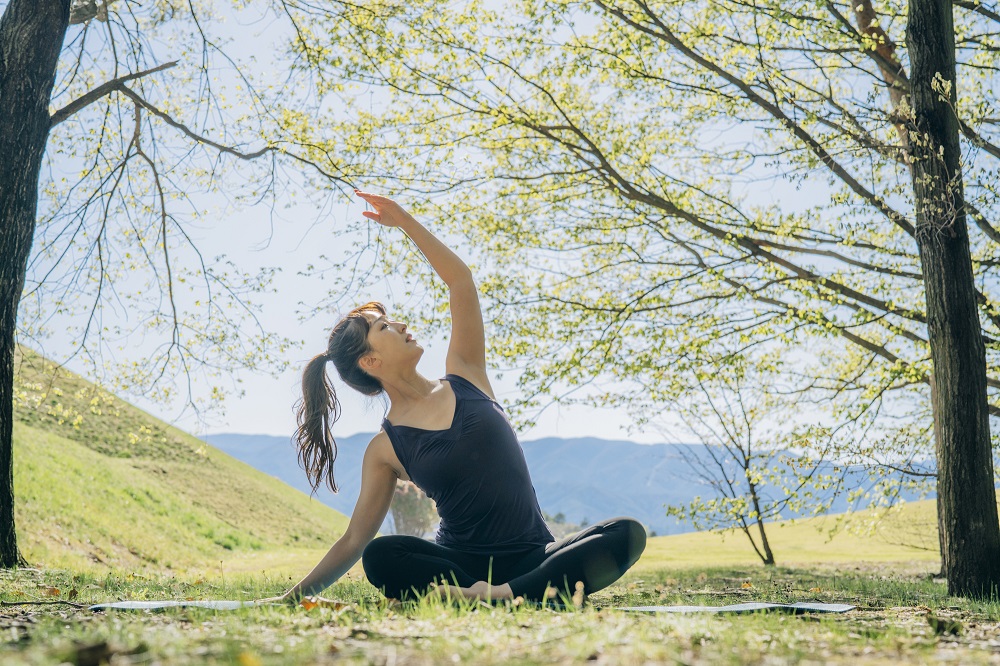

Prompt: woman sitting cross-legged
xmin=274 ymin=191 xmax=646 ymax=604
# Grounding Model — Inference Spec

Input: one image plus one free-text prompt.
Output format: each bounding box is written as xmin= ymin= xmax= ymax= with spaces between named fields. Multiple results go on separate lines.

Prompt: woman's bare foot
xmin=429 ymin=581 xmax=513 ymax=602
xmin=465 ymin=581 xmax=513 ymax=601
xmin=428 ymin=583 xmax=466 ymax=600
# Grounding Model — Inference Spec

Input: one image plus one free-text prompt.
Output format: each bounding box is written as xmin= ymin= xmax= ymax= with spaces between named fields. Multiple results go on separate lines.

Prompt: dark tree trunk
xmin=907 ymin=0 xmax=1000 ymax=596
xmin=0 ymin=0 xmax=70 ymax=568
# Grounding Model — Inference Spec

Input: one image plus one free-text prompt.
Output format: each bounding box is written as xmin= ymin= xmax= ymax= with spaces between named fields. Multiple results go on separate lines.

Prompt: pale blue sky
xmin=145 ymin=193 xmax=669 ymax=444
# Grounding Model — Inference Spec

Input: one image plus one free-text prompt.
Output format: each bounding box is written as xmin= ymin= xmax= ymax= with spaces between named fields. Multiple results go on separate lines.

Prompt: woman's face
xmin=361 ymin=310 xmax=422 ymax=373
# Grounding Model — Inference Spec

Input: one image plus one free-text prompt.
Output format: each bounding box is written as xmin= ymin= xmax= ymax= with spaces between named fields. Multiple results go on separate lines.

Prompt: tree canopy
xmin=277 ymin=0 xmax=999 ymax=457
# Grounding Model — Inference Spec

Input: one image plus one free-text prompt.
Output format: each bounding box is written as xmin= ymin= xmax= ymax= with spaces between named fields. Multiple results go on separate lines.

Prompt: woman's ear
xmin=359 ymin=353 xmax=381 ymax=374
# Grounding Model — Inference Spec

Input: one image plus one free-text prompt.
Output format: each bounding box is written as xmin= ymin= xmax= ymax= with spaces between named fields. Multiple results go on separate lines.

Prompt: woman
xmin=275 ymin=190 xmax=646 ymax=604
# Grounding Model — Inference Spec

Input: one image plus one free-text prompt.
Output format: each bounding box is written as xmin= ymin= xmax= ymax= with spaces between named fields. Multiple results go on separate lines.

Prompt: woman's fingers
xmin=355 ymin=189 xmax=410 ymax=228
xmin=354 ymin=189 xmax=386 ymax=203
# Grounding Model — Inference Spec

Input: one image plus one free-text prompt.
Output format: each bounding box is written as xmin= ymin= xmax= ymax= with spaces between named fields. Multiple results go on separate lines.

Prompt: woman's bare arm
xmin=354 ymin=191 xmax=491 ymax=391
xmin=278 ymin=432 xmax=397 ymax=600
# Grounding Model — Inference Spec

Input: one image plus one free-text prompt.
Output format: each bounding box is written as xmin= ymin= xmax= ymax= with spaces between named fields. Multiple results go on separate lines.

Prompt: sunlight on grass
xmin=3 ymin=564 xmax=998 ymax=665
xmin=640 ymin=505 xmax=940 ymax=570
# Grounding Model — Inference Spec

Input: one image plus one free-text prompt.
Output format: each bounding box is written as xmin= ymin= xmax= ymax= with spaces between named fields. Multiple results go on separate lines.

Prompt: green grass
xmin=640 ymin=501 xmax=942 ymax=570
xmin=11 ymin=347 xmax=349 ymax=575
xmin=3 ymin=564 xmax=999 ymax=665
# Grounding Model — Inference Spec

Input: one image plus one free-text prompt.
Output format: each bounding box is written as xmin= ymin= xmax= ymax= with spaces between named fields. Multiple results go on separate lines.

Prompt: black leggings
xmin=362 ymin=517 xmax=646 ymax=602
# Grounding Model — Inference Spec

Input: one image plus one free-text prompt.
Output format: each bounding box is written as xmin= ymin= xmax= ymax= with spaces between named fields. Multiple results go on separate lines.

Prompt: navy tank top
xmin=381 ymin=374 xmax=554 ymax=554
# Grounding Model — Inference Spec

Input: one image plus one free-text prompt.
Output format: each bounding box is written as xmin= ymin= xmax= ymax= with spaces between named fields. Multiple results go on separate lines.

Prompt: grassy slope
xmin=12 ymin=347 xmax=348 ymax=576
xmin=640 ymin=501 xmax=942 ymax=570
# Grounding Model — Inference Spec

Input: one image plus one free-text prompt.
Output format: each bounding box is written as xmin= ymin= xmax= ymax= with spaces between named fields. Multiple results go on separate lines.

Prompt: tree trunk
xmin=907 ymin=0 xmax=1000 ymax=596
xmin=0 ymin=0 xmax=70 ymax=568
xmin=748 ymin=482 xmax=775 ymax=566
xmin=929 ymin=375 xmax=947 ymax=578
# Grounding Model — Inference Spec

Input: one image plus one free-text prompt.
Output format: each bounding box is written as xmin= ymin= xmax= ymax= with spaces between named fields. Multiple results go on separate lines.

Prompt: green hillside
xmin=639 ymin=500 xmax=943 ymax=570
xmin=11 ymin=347 xmax=349 ymax=575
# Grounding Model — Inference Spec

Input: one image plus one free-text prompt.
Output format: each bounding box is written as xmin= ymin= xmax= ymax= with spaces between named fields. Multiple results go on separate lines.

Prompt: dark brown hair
xmin=294 ymin=301 xmax=386 ymax=493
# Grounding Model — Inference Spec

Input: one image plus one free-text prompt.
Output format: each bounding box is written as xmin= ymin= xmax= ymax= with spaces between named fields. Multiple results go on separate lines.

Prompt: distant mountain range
xmin=203 ymin=432 xmax=933 ymax=536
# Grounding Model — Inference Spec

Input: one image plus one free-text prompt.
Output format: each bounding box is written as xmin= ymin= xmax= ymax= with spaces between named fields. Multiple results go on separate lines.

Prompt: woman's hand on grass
xmin=255 ymin=593 xmax=348 ymax=610
xmin=297 ymin=595 xmax=350 ymax=610
xmin=254 ymin=593 xmax=296 ymax=605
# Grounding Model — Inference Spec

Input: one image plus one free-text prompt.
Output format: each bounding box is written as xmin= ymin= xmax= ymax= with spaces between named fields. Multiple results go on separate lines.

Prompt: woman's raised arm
xmin=354 ymin=191 xmax=490 ymax=388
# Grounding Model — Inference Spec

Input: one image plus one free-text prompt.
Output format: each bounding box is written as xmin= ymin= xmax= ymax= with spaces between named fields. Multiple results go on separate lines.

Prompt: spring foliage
xmin=271 ymin=0 xmax=1000 ymax=501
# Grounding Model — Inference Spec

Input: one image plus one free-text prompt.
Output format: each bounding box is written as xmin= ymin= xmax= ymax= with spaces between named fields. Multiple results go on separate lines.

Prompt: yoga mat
xmin=90 ymin=600 xmax=262 ymax=611
xmin=89 ymin=598 xmax=346 ymax=611
xmin=616 ymin=602 xmax=855 ymax=614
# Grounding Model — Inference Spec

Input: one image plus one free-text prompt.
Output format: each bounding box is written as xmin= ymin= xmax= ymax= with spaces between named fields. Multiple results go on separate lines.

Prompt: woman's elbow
xmin=445 ymin=265 xmax=475 ymax=288
xmin=341 ymin=524 xmax=380 ymax=553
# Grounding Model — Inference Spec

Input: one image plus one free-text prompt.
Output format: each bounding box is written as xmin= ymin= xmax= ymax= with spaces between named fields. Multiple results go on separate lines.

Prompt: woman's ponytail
xmin=293 ymin=301 xmax=387 ymax=493
xmin=295 ymin=352 xmax=340 ymax=493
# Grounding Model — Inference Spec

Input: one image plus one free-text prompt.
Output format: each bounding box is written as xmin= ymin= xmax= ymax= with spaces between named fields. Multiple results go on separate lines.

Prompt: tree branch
xmin=49 ymin=60 xmax=177 ymax=127
xmin=954 ymin=0 xmax=1000 ymax=24
xmin=598 ymin=0 xmax=917 ymax=238
xmin=116 ymin=85 xmax=351 ymax=184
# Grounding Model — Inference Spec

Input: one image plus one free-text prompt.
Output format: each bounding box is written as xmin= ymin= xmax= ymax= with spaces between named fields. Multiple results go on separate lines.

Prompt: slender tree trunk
xmin=907 ymin=0 xmax=1000 ymax=596
xmin=748 ymin=486 xmax=775 ymax=566
xmin=0 ymin=0 xmax=70 ymax=568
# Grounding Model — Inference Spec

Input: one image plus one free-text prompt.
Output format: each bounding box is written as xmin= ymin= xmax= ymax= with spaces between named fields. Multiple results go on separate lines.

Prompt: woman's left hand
xmin=255 ymin=594 xmax=296 ymax=605
xmin=355 ymin=190 xmax=414 ymax=228
xmin=255 ymin=593 xmax=348 ymax=610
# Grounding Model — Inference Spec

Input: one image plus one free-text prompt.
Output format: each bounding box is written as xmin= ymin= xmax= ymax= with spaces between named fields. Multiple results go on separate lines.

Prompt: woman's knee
xmin=600 ymin=517 xmax=647 ymax=566
xmin=623 ymin=518 xmax=647 ymax=565
xmin=361 ymin=536 xmax=406 ymax=587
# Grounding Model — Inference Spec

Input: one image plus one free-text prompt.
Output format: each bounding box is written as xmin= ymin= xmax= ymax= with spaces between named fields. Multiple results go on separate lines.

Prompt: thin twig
xmin=1 ymin=600 xmax=87 ymax=608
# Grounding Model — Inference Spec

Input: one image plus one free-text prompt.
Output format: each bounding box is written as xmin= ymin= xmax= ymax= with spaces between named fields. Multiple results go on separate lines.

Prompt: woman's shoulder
xmin=443 ymin=368 xmax=497 ymax=402
xmin=365 ymin=429 xmax=394 ymax=458
xmin=366 ymin=429 xmax=408 ymax=480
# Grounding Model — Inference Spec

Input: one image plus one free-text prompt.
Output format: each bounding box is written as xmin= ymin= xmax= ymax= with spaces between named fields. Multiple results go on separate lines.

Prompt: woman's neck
xmin=381 ymin=369 xmax=435 ymax=407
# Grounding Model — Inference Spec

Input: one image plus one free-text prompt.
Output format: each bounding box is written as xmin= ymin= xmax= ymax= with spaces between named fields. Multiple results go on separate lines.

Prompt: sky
xmin=141 ymin=194 xmax=669 ymax=445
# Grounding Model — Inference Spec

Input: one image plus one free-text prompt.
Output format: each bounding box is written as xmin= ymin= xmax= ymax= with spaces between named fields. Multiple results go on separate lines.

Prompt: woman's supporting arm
xmin=354 ymin=191 xmax=489 ymax=386
xmin=280 ymin=432 xmax=398 ymax=600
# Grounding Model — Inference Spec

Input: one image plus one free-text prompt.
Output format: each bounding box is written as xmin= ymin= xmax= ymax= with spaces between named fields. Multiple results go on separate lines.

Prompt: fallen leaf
xmin=299 ymin=596 xmax=348 ymax=611
xmin=68 ymin=589 xmax=78 ymax=600
xmin=237 ymin=651 xmax=262 ymax=666
xmin=41 ymin=587 xmax=60 ymax=597
xmin=809 ymin=587 xmax=822 ymax=593
xmin=741 ymin=582 xmax=754 ymax=589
